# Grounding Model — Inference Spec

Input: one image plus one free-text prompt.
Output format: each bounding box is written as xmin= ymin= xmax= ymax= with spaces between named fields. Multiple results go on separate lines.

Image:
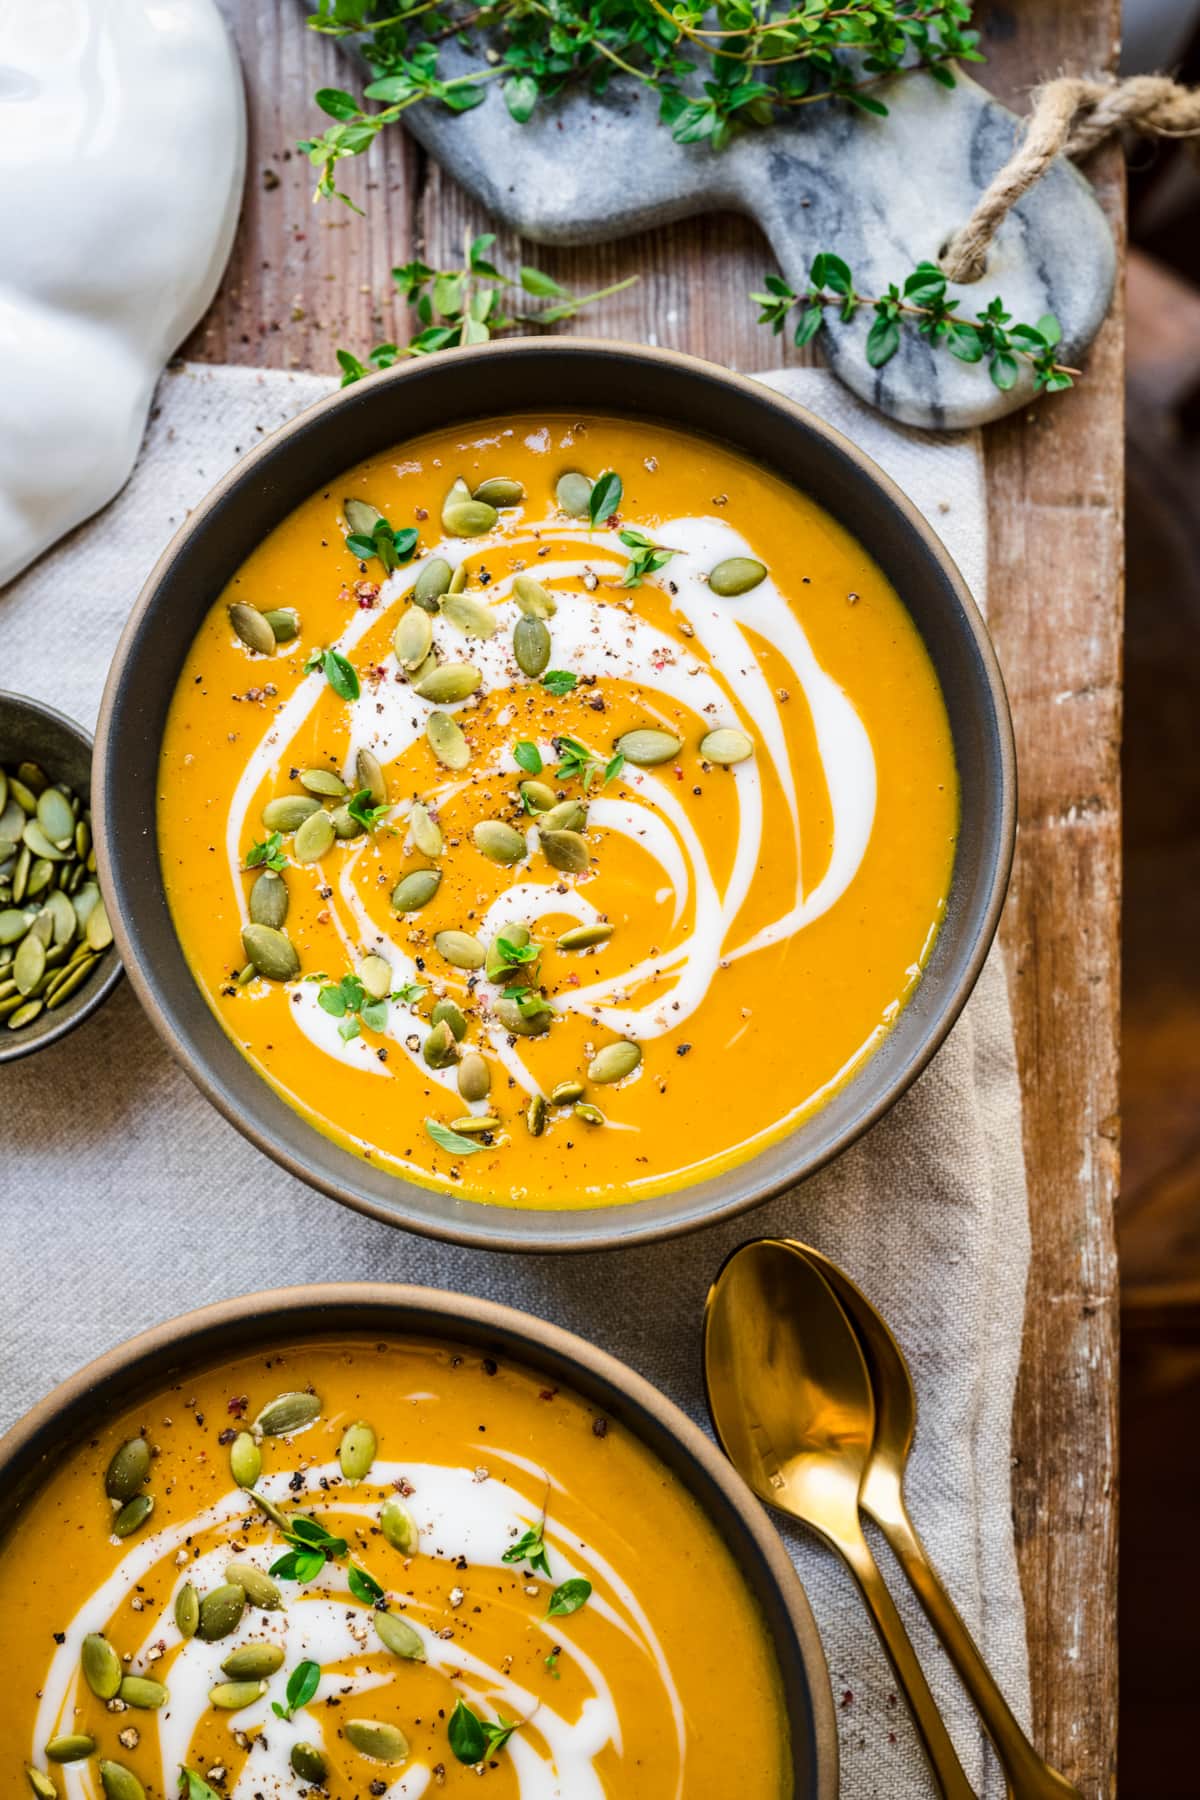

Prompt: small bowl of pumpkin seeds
xmin=0 ymin=691 xmax=121 ymax=1062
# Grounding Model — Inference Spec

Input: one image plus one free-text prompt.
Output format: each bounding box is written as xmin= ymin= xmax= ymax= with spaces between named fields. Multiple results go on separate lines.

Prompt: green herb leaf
xmin=548 ymin=1577 xmax=592 ymax=1616
xmin=179 ymin=1772 xmax=222 ymax=1800
xmin=323 ymin=649 xmax=360 ymax=702
xmin=449 ymin=1697 xmax=487 ymax=1765
xmin=348 ymin=787 xmax=390 ymax=832
xmin=519 ymin=267 xmax=569 ymax=299
xmin=425 ymin=1118 xmax=484 ymax=1156
xmin=505 ymin=74 xmax=539 ymax=122
xmin=588 ymin=470 xmax=622 ymax=527
xmin=392 ymin=981 xmax=427 ymax=1004
xmin=502 ymin=1522 xmax=552 ymax=1579
xmin=270 ymin=1546 xmax=327 ymax=1583
xmin=271 ymin=1657 xmax=322 ymax=1721
xmin=514 ymin=740 xmax=543 ymax=775
xmin=542 ymin=670 xmax=578 ymax=698
xmin=245 ymin=832 xmax=288 ymax=873
xmin=348 ymin=1563 xmax=386 ymax=1605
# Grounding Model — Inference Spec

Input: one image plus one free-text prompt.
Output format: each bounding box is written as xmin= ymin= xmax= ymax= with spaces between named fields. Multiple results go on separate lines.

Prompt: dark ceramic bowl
xmin=95 ymin=339 xmax=1015 ymax=1251
xmin=0 ymin=691 xmax=122 ymax=1064
xmin=0 ymin=1281 xmax=837 ymax=1795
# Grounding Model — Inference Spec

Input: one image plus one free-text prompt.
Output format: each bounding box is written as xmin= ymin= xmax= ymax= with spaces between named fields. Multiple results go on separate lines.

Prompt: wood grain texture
xmin=188 ymin=4 xmax=1122 ymax=1790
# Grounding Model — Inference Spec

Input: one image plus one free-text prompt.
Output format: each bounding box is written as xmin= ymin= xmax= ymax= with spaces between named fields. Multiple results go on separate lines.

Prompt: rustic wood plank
xmin=192 ymin=5 xmax=1123 ymax=1791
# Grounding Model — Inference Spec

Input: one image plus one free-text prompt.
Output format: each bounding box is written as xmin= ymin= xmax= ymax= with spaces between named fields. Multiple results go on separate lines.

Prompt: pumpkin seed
xmin=300 ymin=768 xmax=347 ymax=797
xmin=12 ymin=844 xmax=30 ymax=903
xmin=588 ymin=1039 xmax=642 ymax=1083
xmin=9 ymin=778 xmax=36 ymax=813
xmin=448 ymin=560 xmax=469 ymax=593
xmin=46 ymin=957 xmax=98 ymax=1010
xmin=557 ymin=922 xmax=614 ymax=950
xmin=113 ymin=1494 xmax=154 ymax=1537
xmin=175 ymin=1581 xmax=200 ymax=1638
xmin=45 ymin=1737 xmax=96 ymax=1763
xmin=81 ymin=1632 xmax=122 ymax=1699
xmin=291 ymin=1744 xmax=329 ymax=1783
xmin=404 ymin=802 xmax=441 ymax=861
xmin=519 ymin=779 xmax=556 ymax=814
xmin=36 ymin=787 xmax=74 ymax=848
xmin=449 ymin=1113 xmax=499 ymax=1135
xmin=539 ymin=828 xmax=589 ymax=874
xmin=6 ymin=999 xmax=42 ymax=1028
xmin=17 ymin=762 xmax=46 ymax=794
xmin=412 ymin=662 xmax=482 ymax=704
xmin=414 ymin=556 xmax=453 ymax=610
xmin=330 ymin=802 xmax=363 ymax=841
xmin=249 ymin=1489 xmax=292 ymax=1532
xmin=210 ymin=1678 xmax=267 ymax=1711
xmin=394 ymin=605 xmax=434 ymax=670
xmin=256 ymin=1391 xmax=322 ymax=1436
xmin=242 ymin=923 xmax=300 ymax=982
xmin=431 ymin=998 xmax=468 ymax=1040
xmin=293 ymin=808 xmax=335 ymax=864
xmin=575 ymin=1101 xmax=605 ymax=1125
xmin=345 ymin=1719 xmax=410 ymax=1762
xmin=709 ymin=555 xmax=767 ymax=596
xmin=422 ymin=1019 xmax=458 ymax=1069
xmin=351 ymin=750 xmax=385 ymax=810
xmin=474 ymin=820 xmax=527 ymax=867
xmin=25 ymin=858 xmax=50 ymax=899
xmin=485 ymin=923 xmax=530 ymax=981
xmin=85 ymin=899 xmax=114 ymax=951
xmin=99 ymin=1763 xmax=145 ymax=1800
xmin=29 ymin=909 xmax=53 ymax=948
xmin=345 ymin=498 xmax=384 ymax=536
xmin=221 ymin=1642 xmax=286 ymax=1678
xmin=339 ymin=1419 xmax=377 ymax=1482
xmin=249 ymin=868 xmax=289 ymax=929
xmin=442 ymin=500 xmax=498 ymax=538
xmin=556 ymin=471 xmax=592 ymax=516
xmin=700 ymin=726 xmax=755 ymax=765
xmin=614 ymin=728 xmax=681 ymax=766
xmin=264 ymin=606 xmax=300 ymax=642
xmin=380 ymin=1494 xmax=418 ymax=1553
xmin=197 ymin=1582 xmax=246 ymax=1641
xmin=75 ymin=818 xmax=91 ymax=860
xmin=427 ymin=710 xmax=470 ymax=770
xmin=514 ymin=614 xmax=551 ymax=677
xmin=375 ymin=1609 xmax=425 ymax=1659
xmin=494 ymin=995 xmax=552 ymax=1037
xmin=229 ymin=602 xmax=275 ymax=655
xmin=392 ymin=867 xmax=441 ymax=912
xmin=457 ymin=1052 xmax=491 ymax=1103
xmin=473 ymin=476 xmax=524 ymax=507
xmin=0 ymin=796 xmax=23 ymax=837
xmin=229 ymin=1431 xmax=262 ymax=1488
xmin=441 ymin=593 xmax=497 ymax=638
xmin=118 ymin=1674 xmax=167 ymax=1709
xmin=358 ymin=953 xmax=392 ymax=1000
xmin=225 ymin=1560 xmax=283 ymax=1611
xmin=14 ymin=931 xmax=45 ymax=995
xmin=27 ymin=1770 xmax=58 ymax=1799
xmin=0 ymin=908 xmax=30 ymax=945
xmin=434 ymin=929 xmax=485 ymax=971
xmin=106 ymin=1435 xmax=150 ymax=1502
xmin=539 ymin=798 xmax=587 ymax=832
xmin=550 ymin=1079 xmax=585 ymax=1105
xmin=527 ymin=1092 xmax=547 ymax=1136
xmin=45 ymin=889 xmax=76 ymax=945
xmin=263 ymin=794 xmax=320 ymax=832
xmin=512 ymin=573 xmax=557 ymax=617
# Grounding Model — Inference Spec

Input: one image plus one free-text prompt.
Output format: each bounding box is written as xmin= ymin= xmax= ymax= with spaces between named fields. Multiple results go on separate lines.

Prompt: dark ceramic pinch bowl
xmin=0 ymin=1282 xmax=838 ymax=1796
xmin=95 ymin=339 xmax=1015 ymax=1251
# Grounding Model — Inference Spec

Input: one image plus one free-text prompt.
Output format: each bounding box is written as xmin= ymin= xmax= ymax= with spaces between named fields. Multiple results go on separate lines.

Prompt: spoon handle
xmin=835 ymin=1516 xmax=978 ymax=1800
xmin=870 ymin=1494 xmax=1083 ymax=1799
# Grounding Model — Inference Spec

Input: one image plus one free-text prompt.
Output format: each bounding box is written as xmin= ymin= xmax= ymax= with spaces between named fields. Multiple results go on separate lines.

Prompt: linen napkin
xmin=0 ymin=361 xmax=1030 ymax=1797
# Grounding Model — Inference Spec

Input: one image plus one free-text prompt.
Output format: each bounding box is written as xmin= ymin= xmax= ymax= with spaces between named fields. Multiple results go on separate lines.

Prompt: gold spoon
xmin=790 ymin=1240 xmax=1082 ymax=1800
xmin=705 ymin=1238 xmax=977 ymax=1800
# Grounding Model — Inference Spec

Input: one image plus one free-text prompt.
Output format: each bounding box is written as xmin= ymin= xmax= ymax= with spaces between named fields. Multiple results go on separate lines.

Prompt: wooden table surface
xmin=190 ymin=4 xmax=1122 ymax=1791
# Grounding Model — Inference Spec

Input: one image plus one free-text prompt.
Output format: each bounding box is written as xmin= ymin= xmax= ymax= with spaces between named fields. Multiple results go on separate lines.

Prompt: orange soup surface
xmin=158 ymin=415 xmax=958 ymax=1207
xmin=2 ymin=1338 xmax=790 ymax=1795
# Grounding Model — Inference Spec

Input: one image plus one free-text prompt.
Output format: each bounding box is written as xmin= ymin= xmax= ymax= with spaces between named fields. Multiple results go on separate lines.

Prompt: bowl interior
xmin=0 ymin=690 xmax=122 ymax=1063
xmin=0 ymin=1283 xmax=836 ymax=1797
xmin=96 ymin=340 xmax=1013 ymax=1249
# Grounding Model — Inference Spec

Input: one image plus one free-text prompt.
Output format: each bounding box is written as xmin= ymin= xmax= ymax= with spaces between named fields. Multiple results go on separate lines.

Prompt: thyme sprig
xmin=752 ymin=253 xmax=1077 ymax=394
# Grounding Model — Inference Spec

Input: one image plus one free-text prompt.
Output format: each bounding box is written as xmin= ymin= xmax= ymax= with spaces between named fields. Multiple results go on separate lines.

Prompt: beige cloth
xmin=0 ymin=362 xmax=1030 ymax=1797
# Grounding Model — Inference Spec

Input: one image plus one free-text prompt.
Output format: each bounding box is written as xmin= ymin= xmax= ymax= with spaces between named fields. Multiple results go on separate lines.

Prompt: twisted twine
xmin=940 ymin=74 xmax=1200 ymax=284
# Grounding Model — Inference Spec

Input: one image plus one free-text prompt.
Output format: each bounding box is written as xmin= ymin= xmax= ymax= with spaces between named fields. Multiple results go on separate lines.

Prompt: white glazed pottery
xmin=0 ymin=1 xmax=246 ymax=587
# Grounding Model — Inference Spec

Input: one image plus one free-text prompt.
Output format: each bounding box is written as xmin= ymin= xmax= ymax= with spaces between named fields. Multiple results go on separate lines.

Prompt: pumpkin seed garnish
xmin=392 ymin=867 xmax=442 ymax=912
xmin=45 ymin=1737 xmax=96 ymax=1764
xmin=556 ymin=922 xmax=614 ymax=950
xmin=409 ymin=799 xmax=444 ymax=858
xmin=412 ymin=661 xmax=483 ymax=704
xmin=539 ymin=828 xmax=589 ymax=874
xmin=513 ymin=613 xmax=552 ymax=677
xmin=709 ymin=555 xmax=768 ymax=596
xmin=291 ymin=1743 xmax=329 ymax=1782
xmin=356 ymin=746 xmax=387 ymax=805
xmin=485 ymin=924 xmax=537 ymax=983
xmin=527 ymin=1093 xmax=547 ymax=1136
xmin=345 ymin=1719 xmax=411 ymax=1762
xmin=36 ymin=787 xmax=74 ymax=848
xmin=81 ymin=1632 xmax=122 ymax=1699
xmin=248 ymin=869 xmax=289 ymax=930
xmin=229 ymin=602 xmax=276 ymax=656
xmin=588 ymin=1040 xmax=642 ymax=1083
xmin=262 ymin=794 xmax=320 ymax=833
xmin=113 ymin=1494 xmax=155 ymax=1538
xmin=614 ymin=728 xmax=682 ymax=766
xmin=210 ymin=1678 xmax=268 ymax=1711
xmin=556 ymin=471 xmax=592 ymax=517
xmin=700 ymin=726 xmax=755 ymax=764
xmin=474 ymin=820 xmax=527 ymax=867
xmin=175 ymin=1582 xmax=200 ymax=1638
xmin=26 ymin=1769 xmax=57 ymax=1800
xmin=118 ymin=1674 xmax=167 ymax=1709
xmin=427 ymin=710 xmax=470 ymax=770
xmin=435 ymin=929 xmax=486 ymax=971
xmin=99 ymin=1763 xmax=145 ymax=1800
xmin=293 ymin=808 xmax=335 ymax=863
xmin=575 ymin=1101 xmax=606 ymax=1125
xmin=422 ymin=1018 xmax=459 ymax=1069
xmin=299 ymin=768 xmax=347 ymax=797
xmin=494 ymin=994 xmax=553 ymax=1037
xmin=394 ymin=605 xmax=434 ymax=670
xmin=358 ymin=953 xmax=393 ymax=999
xmin=539 ymin=798 xmax=587 ymax=833
xmin=519 ymin=779 xmax=556 ymax=814
xmin=380 ymin=1493 xmax=419 ymax=1553
xmin=457 ymin=1052 xmax=491 ymax=1103
xmin=441 ymin=593 xmax=497 ymax=638
xmin=442 ymin=498 xmax=498 ymax=538
xmin=229 ymin=1431 xmax=262 ymax=1488
xmin=550 ymin=1079 xmax=585 ymax=1105
xmin=473 ymin=476 xmax=524 ymax=507
xmin=225 ymin=1559 xmax=284 ymax=1611
xmin=449 ymin=1113 xmax=500 ymax=1135
xmin=414 ymin=555 xmax=453 ymax=610
xmin=431 ymin=999 xmax=467 ymax=1039
xmin=339 ymin=1420 xmax=377 ymax=1482
xmin=105 ymin=1435 xmax=150 ymax=1502
xmin=512 ymin=573 xmax=557 ymax=618
xmin=344 ymin=498 xmax=384 ymax=537
xmin=221 ymin=1642 xmax=286 ymax=1680
xmin=375 ymin=1609 xmax=425 ymax=1659
xmin=197 ymin=1582 xmax=247 ymax=1641
xmin=264 ymin=607 xmax=300 ymax=642
xmin=242 ymin=923 xmax=300 ymax=982
xmin=255 ymin=1391 xmax=322 ymax=1436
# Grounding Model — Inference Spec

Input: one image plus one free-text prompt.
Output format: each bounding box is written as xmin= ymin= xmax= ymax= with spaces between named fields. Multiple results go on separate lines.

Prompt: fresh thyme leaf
xmin=270 ymin=1546 xmax=327 ymax=1583
xmin=547 ymin=1577 xmax=592 ymax=1617
xmin=179 ymin=1772 xmax=222 ymax=1800
xmin=604 ymin=753 xmax=625 ymax=786
xmin=618 ymin=526 xmax=677 ymax=587
xmin=542 ymin=670 xmax=578 ymax=698
xmin=271 ymin=1657 xmax=322 ymax=1721
xmin=348 ymin=787 xmax=390 ymax=831
xmin=425 ymin=1118 xmax=484 ymax=1155
xmin=514 ymin=740 xmax=543 ymax=776
xmin=348 ymin=1563 xmax=385 ymax=1605
xmin=287 ymin=1515 xmax=348 ymax=1553
xmin=391 ymin=980 xmax=427 ymax=1004
xmin=245 ymin=832 xmax=287 ymax=873
xmin=588 ymin=470 xmax=622 ymax=527
xmin=448 ymin=1697 xmax=487 ymax=1765
xmin=323 ymin=648 xmax=360 ymax=702
xmin=360 ymin=997 xmax=388 ymax=1033
xmin=545 ymin=1645 xmax=562 ymax=1678
xmin=483 ymin=1717 xmax=519 ymax=1755
xmin=502 ymin=1522 xmax=552 ymax=1579
xmin=347 ymin=513 xmax=419 ymax=573
xmin=496 ymin=935 xmax=539 ymax=968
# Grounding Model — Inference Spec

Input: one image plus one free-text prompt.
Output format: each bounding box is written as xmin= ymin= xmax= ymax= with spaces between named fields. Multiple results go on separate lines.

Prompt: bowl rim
xmin=0 ymin=1278 xmax=839 ymax=1798
xmin=0 ymin=688 xmax=123 ymax=1065
xmin=94 ymin=335 xmax=1015 ymax=1252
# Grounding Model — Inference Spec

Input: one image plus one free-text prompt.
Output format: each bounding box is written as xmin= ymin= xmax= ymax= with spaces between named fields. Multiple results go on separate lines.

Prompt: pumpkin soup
xmin=158 ymin=415 xmax=957 ymax=1207
xmin=4 ymin=1337 xmax=790 ymax=1796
